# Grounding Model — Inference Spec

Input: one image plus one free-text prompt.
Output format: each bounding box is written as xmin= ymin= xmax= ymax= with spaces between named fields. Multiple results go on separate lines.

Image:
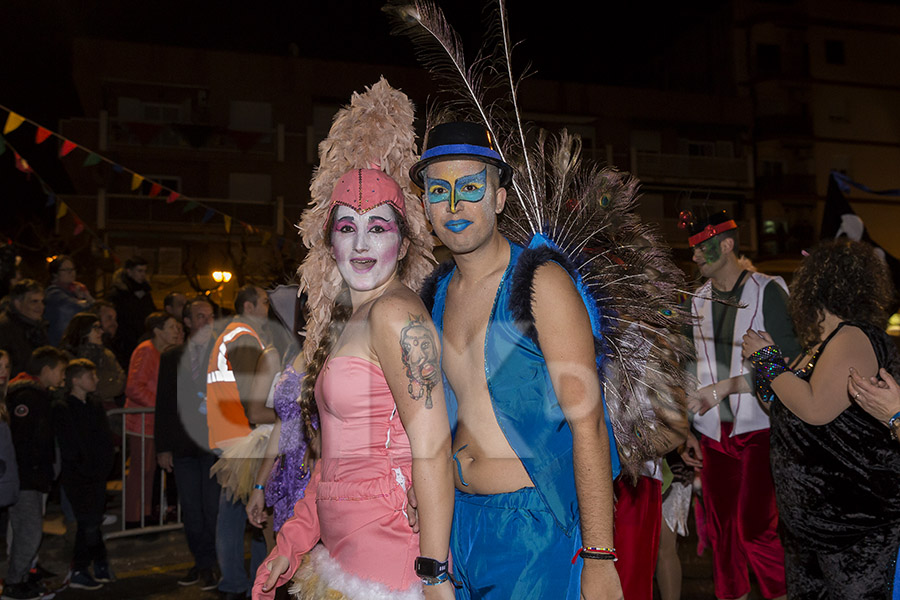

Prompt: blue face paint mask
xmin=425 ymin=168 xmax=487 ymax=213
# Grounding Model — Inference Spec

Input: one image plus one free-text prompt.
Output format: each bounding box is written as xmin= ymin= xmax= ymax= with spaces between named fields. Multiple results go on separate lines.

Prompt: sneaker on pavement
xmin=68 ymin=571 xmax=102 ymax=591
xmin=177 ymin=566 xmax=200 ymax=587
xmin=198 ymin=569 xmax=219 ymax=591
xmin=1 ymin=581 xmax=44 ymax=600
xmin=92 ymin=562 xmax=116 ymax=584
xmin=28 ymin=565 xmax=56 ymax=581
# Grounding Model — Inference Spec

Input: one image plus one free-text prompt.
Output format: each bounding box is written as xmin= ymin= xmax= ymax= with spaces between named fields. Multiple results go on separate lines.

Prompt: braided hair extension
xmin=298 ymin=289 xmax=352 ymax=453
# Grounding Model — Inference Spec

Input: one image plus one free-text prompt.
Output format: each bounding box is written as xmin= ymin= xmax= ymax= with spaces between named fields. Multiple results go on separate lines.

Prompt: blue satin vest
xmin=429 ymin=239 xmax=619 ymax=535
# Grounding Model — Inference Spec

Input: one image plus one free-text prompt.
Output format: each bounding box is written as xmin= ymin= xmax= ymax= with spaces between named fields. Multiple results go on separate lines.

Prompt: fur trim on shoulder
xmin=419 ymin=260 xmax=456 ymax=313
xmin=509 ymin=245 xmax=582 ymax=344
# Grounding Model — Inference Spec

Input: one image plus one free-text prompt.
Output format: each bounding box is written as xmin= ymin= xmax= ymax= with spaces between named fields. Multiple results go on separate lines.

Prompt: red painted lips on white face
xmin=349 ymin=258 xmax=376 ymax=273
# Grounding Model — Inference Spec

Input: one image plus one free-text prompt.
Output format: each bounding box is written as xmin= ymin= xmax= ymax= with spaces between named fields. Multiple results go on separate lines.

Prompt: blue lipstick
xmin=445 ymin=219 xmax=473 ymax=233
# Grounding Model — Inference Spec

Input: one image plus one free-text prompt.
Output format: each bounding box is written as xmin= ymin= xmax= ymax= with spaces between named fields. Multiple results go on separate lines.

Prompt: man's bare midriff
xmin=442 ymin=278 xmax=533 ymax=495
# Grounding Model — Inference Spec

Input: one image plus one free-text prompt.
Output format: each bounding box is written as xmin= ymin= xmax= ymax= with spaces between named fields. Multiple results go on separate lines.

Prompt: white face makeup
xmin=331 ymin=204 xmax=405 ymax=293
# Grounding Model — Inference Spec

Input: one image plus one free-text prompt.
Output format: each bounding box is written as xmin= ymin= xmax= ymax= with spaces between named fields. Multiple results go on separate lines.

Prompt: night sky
xmin=0 ymin=0 xmax=726 ymax=250
xmin=3 ymin=0 xmax=729 ymax=122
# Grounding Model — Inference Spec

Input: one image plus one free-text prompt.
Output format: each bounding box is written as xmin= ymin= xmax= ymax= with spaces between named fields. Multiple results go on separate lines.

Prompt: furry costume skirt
xmin=209 ymin=424 xmax=273 ymax=504
xmin=289 ymin=545 xmax=423 ymax=600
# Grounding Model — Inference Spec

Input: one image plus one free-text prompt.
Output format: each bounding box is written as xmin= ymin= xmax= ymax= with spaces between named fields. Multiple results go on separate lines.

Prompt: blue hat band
xmin=421 ymin=143 xmax=503 ymax=162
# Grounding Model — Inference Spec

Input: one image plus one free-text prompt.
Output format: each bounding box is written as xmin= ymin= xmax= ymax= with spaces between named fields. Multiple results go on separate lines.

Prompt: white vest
xmin=691 ymin=272 xmax=789 ymax=441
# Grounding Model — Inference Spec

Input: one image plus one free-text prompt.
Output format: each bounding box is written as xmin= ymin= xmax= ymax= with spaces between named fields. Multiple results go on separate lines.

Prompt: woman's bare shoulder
xmin=370 ymin=285 xmax=430 ymax=323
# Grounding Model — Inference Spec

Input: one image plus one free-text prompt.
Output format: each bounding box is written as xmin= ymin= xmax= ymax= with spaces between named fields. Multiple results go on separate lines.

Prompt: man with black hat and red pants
xmin=680 ymin=211 xmax=798 ymax=600
xmin=411 ymin=122 xmax=622 ymax=599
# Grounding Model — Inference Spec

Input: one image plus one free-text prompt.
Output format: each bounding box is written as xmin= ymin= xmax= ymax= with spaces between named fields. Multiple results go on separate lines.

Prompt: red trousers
xmin=700 ymin=424 xmax=786 ymax=599
xmin=613 ymin=475 xmax=662 ymax=600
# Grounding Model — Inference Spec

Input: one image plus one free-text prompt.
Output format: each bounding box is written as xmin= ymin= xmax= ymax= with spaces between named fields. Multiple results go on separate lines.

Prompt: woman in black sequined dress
xmin=741 ymin=240 xmax=900 ymax=599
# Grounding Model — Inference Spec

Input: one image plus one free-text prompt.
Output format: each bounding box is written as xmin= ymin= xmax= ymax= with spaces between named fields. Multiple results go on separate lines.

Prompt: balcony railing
xmin=631 ymin=151 xmax=753 ymax=189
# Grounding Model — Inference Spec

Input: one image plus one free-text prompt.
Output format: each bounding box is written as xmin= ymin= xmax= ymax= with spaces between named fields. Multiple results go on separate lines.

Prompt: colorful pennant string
xmin=0 ymin=104 xmax=281 ymax=244
xmin=59 ymin=139 xmax=77 ymax=157
xmin=3 ymin=112 xmax=24 ymax=135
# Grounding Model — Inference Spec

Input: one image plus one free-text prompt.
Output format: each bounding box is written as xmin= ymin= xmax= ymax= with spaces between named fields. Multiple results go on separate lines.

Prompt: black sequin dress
xmin=769 ymin=321 xmax=900 ymax=599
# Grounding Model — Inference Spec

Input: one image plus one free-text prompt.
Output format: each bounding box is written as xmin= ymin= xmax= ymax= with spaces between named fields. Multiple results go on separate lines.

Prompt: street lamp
xmin=211 ymin=271 xmax=233 ymax=283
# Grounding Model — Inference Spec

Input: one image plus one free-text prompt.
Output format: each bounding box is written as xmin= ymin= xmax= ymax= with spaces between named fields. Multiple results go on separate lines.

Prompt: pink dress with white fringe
xmin=253 ymin=356 xmax=420 ymax=600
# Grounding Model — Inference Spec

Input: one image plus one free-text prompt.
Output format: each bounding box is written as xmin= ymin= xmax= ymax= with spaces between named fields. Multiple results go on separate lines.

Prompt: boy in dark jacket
xmin=4 ymin=346 xmax=67 ymax=600
xmin=53 ymin=358 xmax=116 ymax=590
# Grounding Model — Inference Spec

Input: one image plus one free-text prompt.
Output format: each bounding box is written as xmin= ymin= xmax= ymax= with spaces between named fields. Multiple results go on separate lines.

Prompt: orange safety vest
xmin=206 ymin=320 xmax=264 ymax=449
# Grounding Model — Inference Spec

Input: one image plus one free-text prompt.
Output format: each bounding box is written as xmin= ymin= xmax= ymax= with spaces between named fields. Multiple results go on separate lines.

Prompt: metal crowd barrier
xmin=105 ymin=407 xmax=182 ymax=539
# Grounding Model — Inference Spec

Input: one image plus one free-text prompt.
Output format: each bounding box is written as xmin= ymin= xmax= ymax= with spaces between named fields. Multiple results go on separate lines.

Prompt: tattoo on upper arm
xmin=399 ymin=314 xmax=440 ymax=408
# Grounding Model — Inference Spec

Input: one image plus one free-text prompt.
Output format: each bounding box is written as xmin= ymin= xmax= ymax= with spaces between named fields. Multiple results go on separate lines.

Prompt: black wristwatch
xmin=414 ymin=556 xmax=449 ymax=583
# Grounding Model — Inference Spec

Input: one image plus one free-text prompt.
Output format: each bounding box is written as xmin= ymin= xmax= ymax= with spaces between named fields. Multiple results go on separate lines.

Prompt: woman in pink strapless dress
xmin=253 ymin=81 xmax=454 ymax=600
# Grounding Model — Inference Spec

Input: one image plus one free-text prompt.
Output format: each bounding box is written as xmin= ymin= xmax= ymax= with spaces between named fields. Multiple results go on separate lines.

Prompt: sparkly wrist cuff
xmin=749 ymin=345 xmax=789 ymax=381
xmin=748 ymin=345 xmax=789 ymax=403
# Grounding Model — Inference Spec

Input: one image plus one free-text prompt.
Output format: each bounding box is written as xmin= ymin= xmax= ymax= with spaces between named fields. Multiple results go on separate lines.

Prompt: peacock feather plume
xmin=385 ymin=0 xmax=693 ymax=479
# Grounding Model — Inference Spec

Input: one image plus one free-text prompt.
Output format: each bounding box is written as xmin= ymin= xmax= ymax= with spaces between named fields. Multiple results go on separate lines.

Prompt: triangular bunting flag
xmin=73 ymin=217 xmax=85 ymax=236
xmin=35 ymin=127 xmax=52 ymax=144
xmin=0 ymin=136 xmax=5 ymax=156
xmin=14 ymin=153 xmax=32 ymax=174
xmin=112 ymin=164 xmax=124 ymax=174
xmin=57 ymin=202 xmax=68 ymax=219
xmin=201 ymin=208 xmax=216 ymax=224
xmin=45 ymin=194 xmax=56 ymax=207
xmin=149 ymin=183 xmax=162 ymax=198
xmin=83 ymin=153 xmax=101 ymax=167
xmin=131 ymin=174 xmax=144 ymax=190
xmin=166 ymin=192 xmax=180 ymax=204
xmin=224 ymin=215 xmax=232 ymax=233
xmin=59 ymin=140 xmax=77 ymax=157
xmin=182 ymin=201 xmax=199 ymax=213
xmin=3 ymin=112 xmax=24 ymax=135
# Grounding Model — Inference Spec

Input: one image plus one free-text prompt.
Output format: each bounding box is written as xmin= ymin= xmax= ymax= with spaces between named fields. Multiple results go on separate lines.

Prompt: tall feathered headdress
xmin=297 ymin=78 xmax=435 ymax=364
xmin=385 ymin=1 xmax=693 ymax=479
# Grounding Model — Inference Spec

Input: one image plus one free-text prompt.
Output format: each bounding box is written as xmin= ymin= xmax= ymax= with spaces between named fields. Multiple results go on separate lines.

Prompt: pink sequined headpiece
xmin=325 ymin=168 xmax=407 ymax=231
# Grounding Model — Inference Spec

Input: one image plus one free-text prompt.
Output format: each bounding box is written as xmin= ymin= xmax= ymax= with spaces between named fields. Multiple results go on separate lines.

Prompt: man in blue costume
xmin=412 ymin=122 xmax=623 ymax=599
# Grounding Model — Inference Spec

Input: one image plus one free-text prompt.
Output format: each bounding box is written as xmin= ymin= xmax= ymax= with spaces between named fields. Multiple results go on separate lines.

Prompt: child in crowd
xmin=4 ymin=346 xmax=67 ymax=600
xmin=0 ymin=349 xmax=18 ymax=508
xmin=53 ymin=359 xmax=116 ymax=590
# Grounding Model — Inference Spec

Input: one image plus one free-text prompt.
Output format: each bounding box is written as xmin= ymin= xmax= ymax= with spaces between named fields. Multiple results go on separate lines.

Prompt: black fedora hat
xmin=410 ymin=122 xmax=513 ymax=189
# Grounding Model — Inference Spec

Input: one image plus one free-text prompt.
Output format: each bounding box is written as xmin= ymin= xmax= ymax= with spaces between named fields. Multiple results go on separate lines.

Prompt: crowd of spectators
xmin=1 ymin=235 xmax=898 ymax=600
xmin=0 ymin=251 xmax=305 ymax=599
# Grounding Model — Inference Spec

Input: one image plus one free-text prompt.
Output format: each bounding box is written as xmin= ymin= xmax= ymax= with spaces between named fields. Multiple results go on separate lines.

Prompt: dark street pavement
xmin=1 ymin=499 xmax=766 ymax=599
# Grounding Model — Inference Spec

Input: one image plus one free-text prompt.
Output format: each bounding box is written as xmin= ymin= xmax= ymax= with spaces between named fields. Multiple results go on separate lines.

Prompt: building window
xmin=229 ymin=173 xmax=272 ymax=204
xmin=756 ymin=44 xmax=782 ymax=74
xmin=229 ymin=101 xmax=272 ymax=131
xmin=825 ymin=40 xmax=845 ymax=65
xmin=761 ymin=160 xmax=784 ymax=178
